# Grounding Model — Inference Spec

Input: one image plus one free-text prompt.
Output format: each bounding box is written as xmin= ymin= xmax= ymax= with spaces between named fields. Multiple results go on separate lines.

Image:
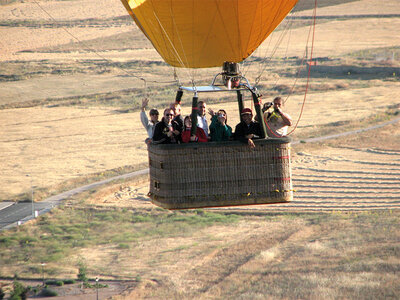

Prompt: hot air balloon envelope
xmin=120 ymin=0 xmax=298 ymax=68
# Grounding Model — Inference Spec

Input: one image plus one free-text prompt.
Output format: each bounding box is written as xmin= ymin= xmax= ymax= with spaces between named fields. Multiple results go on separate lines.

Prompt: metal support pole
xmin=237 ymin=90 xmax=244 ymax=119
xmin=31 ymin=177 xmax=34 ymax=217
xmin=251 ymin=91 xmax=267 ymax=138
xmin=190 ymin=95 xmax=199 ymax=136
xmin=175 ymin=90 xmax=183 ymax=104
xmin=96 ymin=277 xmax=99 ymax=300
xmin=41 ymin=263 xmax=46 ymax=286
xmin=26 ymin=174 xmax=34 ymax=217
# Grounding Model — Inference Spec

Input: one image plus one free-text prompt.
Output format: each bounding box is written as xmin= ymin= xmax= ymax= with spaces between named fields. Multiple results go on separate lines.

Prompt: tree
xmin=9 ymin=281 xmax=28 ymax=300
xmin=77 ymin=261 xmax=88 ymax=283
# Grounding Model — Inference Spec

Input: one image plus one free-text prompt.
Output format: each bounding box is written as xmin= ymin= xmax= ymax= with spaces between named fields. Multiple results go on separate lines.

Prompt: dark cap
xmin=241 ymin=108 xmax=252 ymax=115
xmin=149 ymin=108 xmax=159 ymax=115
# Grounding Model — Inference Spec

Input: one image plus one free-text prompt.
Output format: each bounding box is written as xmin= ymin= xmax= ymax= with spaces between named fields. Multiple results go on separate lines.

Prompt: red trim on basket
xmin=273 ymin=156 xmax=290 ymax=160
xmin=274 ymin=177 xmax=291 ymax=181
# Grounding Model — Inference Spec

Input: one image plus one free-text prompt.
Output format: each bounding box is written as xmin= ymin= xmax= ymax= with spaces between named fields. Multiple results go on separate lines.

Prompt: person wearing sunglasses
xmin=140 ymin=98 xmax=159 ymax=144
xmin=208 ymin=108 xmax=232 ymax=142
xmin=152 ymin=108 xmax=181 ymax=144
xmin=169 ymin=102 xmax=184 ymax=143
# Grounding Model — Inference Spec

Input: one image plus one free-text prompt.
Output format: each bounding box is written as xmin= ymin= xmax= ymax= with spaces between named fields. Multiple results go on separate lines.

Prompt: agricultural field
xmin=0 ymin=0 xmax=399 ymax=299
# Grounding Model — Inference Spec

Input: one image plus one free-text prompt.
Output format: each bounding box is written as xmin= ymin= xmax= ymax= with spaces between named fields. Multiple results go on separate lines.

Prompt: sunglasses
xmin=165 ymin=114 xmax=174 ymax=117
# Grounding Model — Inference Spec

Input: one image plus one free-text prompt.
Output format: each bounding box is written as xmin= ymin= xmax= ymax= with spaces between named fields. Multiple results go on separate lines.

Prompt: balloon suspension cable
xmin=169 ymin=10 xmax=197 ymax=82
xmin=242 ymin=26 xmax=274 ymax=80
xmin=254 ymin=11 xmax=296 ymax=88
xmin=263 ymin=113 xmax=284 ymax=138
xmin=260 ymin=0 xmax=317 ymax=138
xmin=283 ymin=13 xmax=316 ymax=106
xmin=284 ymin=23 xmax=293 ymax=59
xmin=285 ymin=0 xmax=317 ymax=136
xmin=173 ymin=68 xmax=181 ymax=87
xmin=257 ymin=3 xmax=293 ymax=81
xmin=270 ymin=14 xmax=297 ymax=91
xmin=143 ymin=79 xmax=148 ymax=99
xmin=191 ymin=80 xmax=198 ymax=96
xmin=32 ymin=0 xmax=177 ymax=85
xmin=153 ymin=11 xmax=193 ymax=81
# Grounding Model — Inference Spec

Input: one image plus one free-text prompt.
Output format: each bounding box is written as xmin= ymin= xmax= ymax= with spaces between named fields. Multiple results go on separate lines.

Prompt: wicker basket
xmin=148 ymin=138 xmax=292 ymax=209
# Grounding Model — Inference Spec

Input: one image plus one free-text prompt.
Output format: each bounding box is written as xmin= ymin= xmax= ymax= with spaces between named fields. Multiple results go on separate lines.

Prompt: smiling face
xmin=163 ymin=109 xmax=174 ymax=124
xmin=198 ymin=102 xmax=206 ymax=117
xmin=150 ymin=112 xmax=159 ymax=123
xmin=184 ymin=117 xmax=192 ymax=128
xmin=241 ymin=113 xmax=252 ymax=125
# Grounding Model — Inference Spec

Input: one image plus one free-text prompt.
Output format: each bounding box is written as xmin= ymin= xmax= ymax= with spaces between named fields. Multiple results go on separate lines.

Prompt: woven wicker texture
xmin=148 ymin=138 xmax=292 ymax=209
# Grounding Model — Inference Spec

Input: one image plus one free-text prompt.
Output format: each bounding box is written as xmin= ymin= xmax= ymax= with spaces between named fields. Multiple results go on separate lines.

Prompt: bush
xmin=117 ymin=243 xmax=130 ymax=249
xmin=9 ymin=280 xmax=28 ymax=300
xmin=45 ymin=280 xmax=64 ymax=286
xmin=63 ymin=279 xmax=76 ymax=284
xmin=83 ymin=282 xmax=94 ymax=288
xmin=39 ymin=288 xmax=58 ymax=297
xmin=77 ymin=261 xmax=88 ymax=282
xmin=55 ymin=281 xmax=64 ymax=286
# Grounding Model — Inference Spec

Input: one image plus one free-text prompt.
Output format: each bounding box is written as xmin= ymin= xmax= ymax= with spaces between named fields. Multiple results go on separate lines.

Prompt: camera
xmin=262 ymin=102 xmax=273 ymax=112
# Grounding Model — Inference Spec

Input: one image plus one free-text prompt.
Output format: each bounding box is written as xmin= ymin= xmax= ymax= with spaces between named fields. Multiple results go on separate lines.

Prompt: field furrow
xmin=287 ymin=145 xmax=400 ymax=210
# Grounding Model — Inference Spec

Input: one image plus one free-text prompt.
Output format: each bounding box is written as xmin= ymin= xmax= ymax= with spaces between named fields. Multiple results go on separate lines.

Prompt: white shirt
xmin=266 ymin=111 xmax=291 ymax=137
xmin=140 ymin=111 xmax=156 ymax=138
xmin=197 ymin=115 xmax=209 ymax=137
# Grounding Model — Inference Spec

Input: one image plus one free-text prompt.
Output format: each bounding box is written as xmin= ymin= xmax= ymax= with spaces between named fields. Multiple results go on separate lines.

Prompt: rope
xmin=253 ymin=8 xmax=297 ymax=87
xmin=283 ymin=5 xmax=318 ymax=105
xmin=263 ymin=112 xmax=285 ymax=138
xmin=262 ymin=0 xmax=318 ymax=137
xmin=170 ymin=7 xmax=195 ymax=81
xmin=173 ymin=67 xmax=181 ymax=86
xmin=286 ymin=0 xmax=318 ymax=135
xmin=283 ymin=23 xmax=292 ymax=59
xmin=153 ymin=10 xmax=189 ymax=75
xmin=143 ymin=80 xmax=148 ymax=99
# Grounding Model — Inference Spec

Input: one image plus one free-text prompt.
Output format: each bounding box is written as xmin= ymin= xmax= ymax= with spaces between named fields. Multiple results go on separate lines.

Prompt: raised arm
xmin=276 ymin=107 xmax=292 ymax=126
xmin=140 ymin=98 xmax=150 ymax=129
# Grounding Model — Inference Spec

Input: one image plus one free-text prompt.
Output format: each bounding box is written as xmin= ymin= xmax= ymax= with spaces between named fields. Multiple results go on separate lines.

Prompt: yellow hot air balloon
xmin=120 ymin=0 xmax=300 ymax=210
xmin=120 ymin=0 xmax=298 ymax=68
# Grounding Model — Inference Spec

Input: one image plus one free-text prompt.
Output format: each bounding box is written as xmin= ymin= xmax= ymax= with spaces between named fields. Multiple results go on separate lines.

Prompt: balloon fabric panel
xmin=120 ymin=0 xmax=298 ymax=68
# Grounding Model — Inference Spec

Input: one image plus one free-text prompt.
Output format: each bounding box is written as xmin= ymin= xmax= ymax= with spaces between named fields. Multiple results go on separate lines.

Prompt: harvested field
xmin=89 ymin=121 xmax=400 ymax=213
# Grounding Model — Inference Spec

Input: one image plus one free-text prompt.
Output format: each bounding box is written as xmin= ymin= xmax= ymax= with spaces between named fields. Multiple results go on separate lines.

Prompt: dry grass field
xmin=0 ymin=0 xmax=400 ymax=299
xmin=0 ymin=0 xmax=400 ymax=200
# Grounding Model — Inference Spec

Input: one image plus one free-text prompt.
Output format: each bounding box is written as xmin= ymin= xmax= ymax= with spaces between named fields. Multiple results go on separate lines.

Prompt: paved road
xmin=0 ymin=169 xmax=149 ymax=231
xmin=1 ymin=117 xmax=399 ymax=231
xmin=0 ymin=201 xmax=54 ymax=230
